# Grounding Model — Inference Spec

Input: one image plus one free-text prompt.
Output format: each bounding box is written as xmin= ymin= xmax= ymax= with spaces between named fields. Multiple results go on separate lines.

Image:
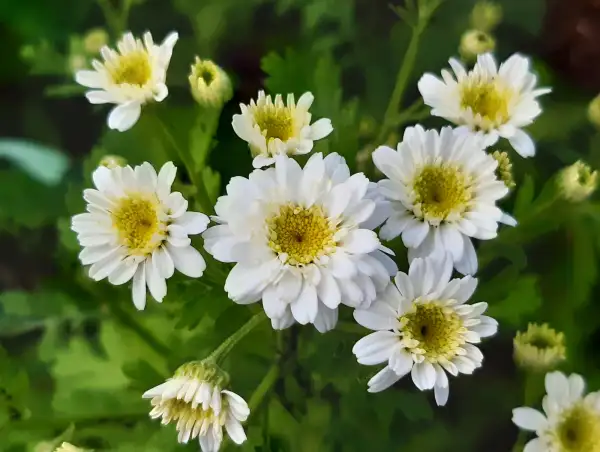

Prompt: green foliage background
xmin=1 ymin=0 xmax=600 ymax=450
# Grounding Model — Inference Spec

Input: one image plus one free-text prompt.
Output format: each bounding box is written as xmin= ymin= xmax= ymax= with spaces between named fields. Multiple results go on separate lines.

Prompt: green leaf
xmin=0 ymin=139 xmax=69 ymax=185
xmin=567 ymin=219 xmax=597 ymax=307
xmin=513 ymin=174 xmax=535 ymax=218
xmin=487 ymin=275 xmax=542 ymax=327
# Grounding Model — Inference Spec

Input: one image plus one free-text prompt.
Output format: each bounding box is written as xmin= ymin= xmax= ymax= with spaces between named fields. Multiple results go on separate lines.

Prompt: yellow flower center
xmin=108 ymin=50 xmax=152 ymax=86
xmin=267 ymin=204 xmax=336 ymax=266
xmin=460 ymin=79 xmax=511 ymax=127
xmin=111 ymin=195 xmax=163 ymax=255
xmin=412 ymin=165 xmax=472 ymax=222
xmin=400 ymin=302 xmax=466 ymax=362
xmin=254 ymin=105 xmax=295 ymax=141
xmin=556 ymin=404 xmax=600 ymax=452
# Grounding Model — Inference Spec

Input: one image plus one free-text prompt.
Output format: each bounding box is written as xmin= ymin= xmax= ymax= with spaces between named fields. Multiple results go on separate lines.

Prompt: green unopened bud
xmin=492 ymin=150 xmax=515 ymax=190
xmin=459 ymin=30 xmax=496 ymax=62
xmin=189 ymin=57 xmax=232 ymax=108
xmin=559 ymin=160 xmax=598 ymax=202
xmin=99 ymin=155 xmax=127 ymax=169
xmin=83 ymin=28 xmax=109 ymax=54
xmin=514 ymin=323 xmax=566 ymax=372
xmin=55 ymin=443 xmax=85 ymax=452
xmin=471 ymin=1 xmax=502 ymax=32
xmin=588 ymin=94 xmax=600 ymax=129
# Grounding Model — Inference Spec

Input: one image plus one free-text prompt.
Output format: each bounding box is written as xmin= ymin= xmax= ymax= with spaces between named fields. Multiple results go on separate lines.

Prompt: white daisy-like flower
xmin=71 ymin=162 xmax=208 ymax=310
xmin=203 ymin=152 xmax=396 ymax=332
xmin=372 ymin=125 xmax=515 ymax=275
xmin=352 ymin=254 xmax=497 ymax=406
xmin=143 ymin=362 xmax=249 ymax=452
xmin=418 ymin=52 xmax=551 ymax=157
xmin=75 ymin=31 xmax=178 ymax=132
xmin=232 ymin=90 xmax=333 ymax=168
xmin=512 ymin=371 xmax=600 ymax=452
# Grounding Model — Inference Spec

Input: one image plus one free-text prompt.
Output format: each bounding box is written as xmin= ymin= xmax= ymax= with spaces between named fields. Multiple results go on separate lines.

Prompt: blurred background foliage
xmin=1 ymin=0 xmax=600 ymax=450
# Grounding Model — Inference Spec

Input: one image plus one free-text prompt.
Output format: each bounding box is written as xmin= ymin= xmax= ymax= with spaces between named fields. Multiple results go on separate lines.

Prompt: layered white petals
xmin=418 ymin=52 xmax=550 ymax=157
xmin=72 ymin=162 xmax=208 ymax=309
xmin=203 ymin=153 xmax=396 ymax=331
xmin=75 ymin=31 xmax=178 ymax=131
xmin=353 ymin=254 xmax=496 ymax=406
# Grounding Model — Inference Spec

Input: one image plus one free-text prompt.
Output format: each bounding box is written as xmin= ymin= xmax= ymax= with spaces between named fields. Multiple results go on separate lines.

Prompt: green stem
xmin=208 ymin=312 xmax=267 ymax=363
xmin=511 ymin=372 xmax=541 ymax=452
xmin=96 ymin=0 xmax=120 ymax=37
xmin=249 ymin=364 xmax=279 ymax=410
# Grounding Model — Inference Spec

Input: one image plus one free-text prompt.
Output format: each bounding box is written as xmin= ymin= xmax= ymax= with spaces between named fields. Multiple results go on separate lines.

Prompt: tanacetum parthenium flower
xmin=232 ymin=90 xmax=333 ymax=168
xmin=513 ymin=323 xmax=566 ymax=371
xmin=418 ymin=53 xmax=551 ymax=157
xmin=72 ymin=162 xmax=208 ymax=310
xmin=372 ymin=125 xmax=515 ymax=275
xmin=352 ymin=254 xmax=497 ymax=406
xmin=75 ymin=31 xmax=178 ymax=132
xmin=512 ymin=371 xmax=600 ymax=452
xmin=203 ymin=152 xmax=396 ymax=332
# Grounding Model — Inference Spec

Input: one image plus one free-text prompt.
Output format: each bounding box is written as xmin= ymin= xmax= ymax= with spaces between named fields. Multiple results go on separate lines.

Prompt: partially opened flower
xmin=512 ymin=371 xmax=600 ymax=452
xmin=71 ymin=162 xmax=208 ymax=310
xmin=203 ymin=152 xmax=396 ymax=332
xmin=143 ymin=361 xmax=249 ymax=452
xmin=372 ymin=125 xmax=514 ymax=275
xmin=75 ymin=31 xmax=178 ymax=132
xmin=232 ymin=90 xmax=333 ymax=168
xmin=418 ymin=53 xmax=550 ymax=157
xmin=189 ymin=57 xmax=232 ymax=108
xmin=352 ymin=255 xmax=497 ymax=406
xmin=514 ymin=323 xmax=566 ymax=371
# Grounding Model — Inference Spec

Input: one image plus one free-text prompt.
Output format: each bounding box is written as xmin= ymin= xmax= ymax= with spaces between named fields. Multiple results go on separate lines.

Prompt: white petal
xmin=512 ymin=407 xmax=547 ymax=432
xmin=262 ymin=285 xmax=287 ymax=319
xmin=313 ymin=304 xmax=338 ymax=333
xmin=388 ymin=348 xmax=413 ymax=376
xmin=352 ymin=331 xmax=398 ymax=365
xmin=132 ymin=264 xmax=147 ymax=310
xmin=434 ymin=383 xmax=450 ymax=406
xmin=107 ymin=101 xmax=142 ymax=132
xmin=316 ymin=270 xmax=341 ymax=309
xmin=508 ymin=129 xmax=535 ymax=158
xmin=402 ymin=222 xmax=429 ymax=248
xmin=108 ymin=257 xmax=139 ymax=285
xmin=75 ymin=70 xmax=104 ymax=88
xmin=145 ymin=256 xmax=167 ymax=302
xmin=353 ymin=302 xmax=395 ymax=331
xmin=545 ymin=371 xmax=569 ymax=405
xmin=157 ymin=162 xmax=177 ymax=201
xmin=523 ymin=438 xmax=545 ymax=452
xmin=85 ymin=90 xmax=115 ymax=104
xmin=342 ymin=229 xmax=379 ymax=254
xmin=167 ymin=245 xmax=206 ymax=278
xmin=225 ymin=418 xmax=247 ymax=445
xmin=308 ymin=118 xmax=333 ymax=140
xmin=411 ymin=361 xmax=436 ymax=390
xmin=175 ymin=212 xmax=210 ymax=235
xmin=568 ymin=373 xmax=586 ymax=402
xmin=153 ymin=245 xmax=175 ymax=278
xmin=290 ymin=281 xmax=318 ymax=324
xmin=367 ymin=366 xmax=402 ymax=393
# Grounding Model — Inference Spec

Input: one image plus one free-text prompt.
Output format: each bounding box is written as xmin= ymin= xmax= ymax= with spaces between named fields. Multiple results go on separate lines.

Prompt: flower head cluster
xmin=203 ymin=152 xmax=395 ymax=331
xmin=143 ymin=361 xmax=249 ymax=451
xmin=352 ymin=255 xmax=497 ymax=405
xmin=232 ymin=91 xmax=333 ymax=168
xmin=513 ymin=371 xmax=600 ymax=452
xmin=72 ymin=161 xmax=208 ymax=309
xmin=514 ymin=323 xmax=566 ymax=371
xmin=75 ymin=31 xmax=178 ymax=131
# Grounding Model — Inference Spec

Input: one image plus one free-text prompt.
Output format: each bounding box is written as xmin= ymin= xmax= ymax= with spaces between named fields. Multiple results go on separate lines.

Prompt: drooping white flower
xmin=418 ymin=53 xmax=551 ymax=157
xmin=372 ymin=125 xmax=514 ymax=275
xmin=75 ymin=31 xmax=178 ymax=132
xmin=71 ymin=162 xmax=208 ymax=310
xmin=352 ymin=254 xmax=497 ymax=406
xmin=203 ymin=152 xmax=396 ymax=332
xmin=512 ymin=371 xmax=600 ymax=452
xmin=232 ymin=91 xmax=333 ymax=168
xmin=143 ymin=361 xmax=249 ymax=452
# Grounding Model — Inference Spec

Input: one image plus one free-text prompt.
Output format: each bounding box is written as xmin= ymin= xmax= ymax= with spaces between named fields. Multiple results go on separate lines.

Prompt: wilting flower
xmin=75 ymin=31 xmax=178 ymax=132
xmin=71 ymin=162 xmax=208 ymax=310
xmin=512 ymin=371 xmax=600 ymax=452
xmin=514 ymin=323 xmax=566 ymax=371
xmin=418 ymin=53 xmax=551 ymax=157
xmin=232 ymin=90 xmax=333 ymax=168
xmin=143 ymin=361 xmax=249 ymax=452
xmin=459 ymin=30 xmax=496 ymax=62
xmin=189 ymin=57 xmax=232 ymax=108
xmin=352 ymin=254 xmax=497 ymax=405
xmin=559 ymin=160 xmax=598 ymax=202
xmin=372 ymin=125 xmax=514 ymax=275
xmin=203 ymin=152 xmax=395 ymax=332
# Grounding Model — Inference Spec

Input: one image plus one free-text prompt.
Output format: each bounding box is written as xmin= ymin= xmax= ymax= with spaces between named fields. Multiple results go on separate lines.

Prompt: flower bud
xmin=83 ymin=28 xmax=109 ymax=54
xmin=492 ymin=150 xmax=515 ymax=190
xmin=559 ymin=160 xmax=598 ymax=202
xmin=459 ymin=30 xmax=496 ymax=63
xmin=470 ymin=1 xmax=503 ymax=32
xmin=514 ymin=323 xmax=566 ymax=372
xmin=99 ymin=155 xmax=127 ymax=169
xmin=188 ymin=57 xmax=232 ymax=108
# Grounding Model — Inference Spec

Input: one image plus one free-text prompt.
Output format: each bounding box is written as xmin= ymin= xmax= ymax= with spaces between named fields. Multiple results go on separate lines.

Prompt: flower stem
xmin=249 ymin=364 xmax=280 ymax=410
xmin=511 ymin=371 xmax=541 ymax=452
xmin=208 ymin=312 xmax=267 ymax=363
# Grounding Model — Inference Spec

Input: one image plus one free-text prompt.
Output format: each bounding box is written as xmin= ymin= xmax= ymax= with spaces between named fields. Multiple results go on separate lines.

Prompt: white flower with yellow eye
xmin=232 ymin=90 xmax=333 ymax=168
xmin=418 ymin=53 xmax=550 ymax=157
xmin=513 ymin=371 xmax=600 ymax=452
xmin=71 ymin=162 xmax=208 ymax=310
xmin=75 ymin=31 xmax=178 ymax=132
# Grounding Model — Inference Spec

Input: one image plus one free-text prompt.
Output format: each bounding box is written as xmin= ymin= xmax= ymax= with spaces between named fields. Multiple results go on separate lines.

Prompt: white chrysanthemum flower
xmin=512 ymin=371 xmax=600 ymax=452
xmin=71 ymin=162 xmax=208 ymax=310
xmin=232 ymin=90 xmax=333 ymax=168
xmin=203 ymin=152 xmax=396 ymax=332
xmin=352 ymin=254 xmax=497 ymax=406
xmin=418 ymin=53 xmax=551 ymax=157
xmin=372 ymin=125 xmax=515 ymax=275
xmin=75 ymin=31 xmax=178 ymax=132
xmin=143 ymin=362 xmax=249 ymax=452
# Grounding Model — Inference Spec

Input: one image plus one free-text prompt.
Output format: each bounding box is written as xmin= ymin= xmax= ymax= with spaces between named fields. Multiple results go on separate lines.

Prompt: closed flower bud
xmin=559 ymin=160 xmax=598 ymax=202
xmin=83 ymin=28 xmax=109 ymax=54
xmin=98 ymin=154 xmax=127 ymax=169
xmin=514 ymin=323 xmax=566 ymax=371
xmin=459 ymin=29 xmax=496 ymax=62
xmin=492 ymin=150 xmax=516 ymax=190
xmin=470 ymin=1 xmax=503 ymax=32
xmin=189 ymin=57 xmax=232 ymax=108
